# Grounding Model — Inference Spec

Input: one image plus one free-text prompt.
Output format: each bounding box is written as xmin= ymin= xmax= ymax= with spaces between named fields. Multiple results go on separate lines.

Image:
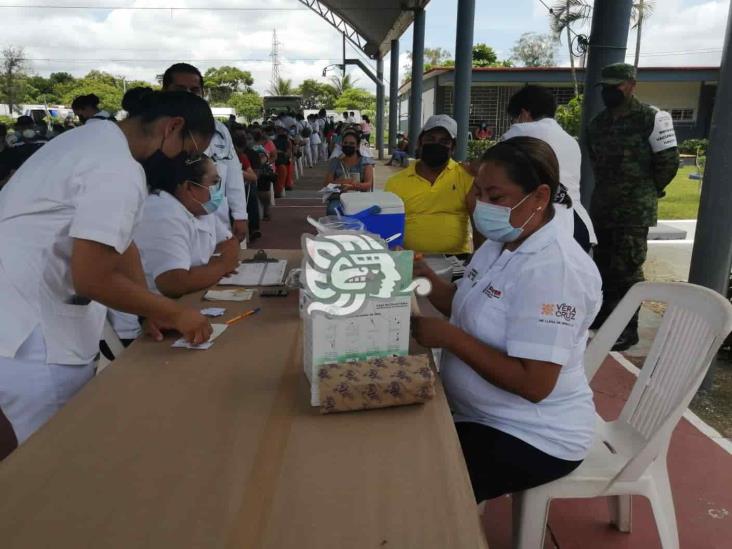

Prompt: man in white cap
xmin=384 ymin=114 xmax=476 ymax=256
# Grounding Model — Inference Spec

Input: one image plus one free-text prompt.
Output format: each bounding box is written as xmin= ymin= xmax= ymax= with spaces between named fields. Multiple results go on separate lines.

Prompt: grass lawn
xmin=658 ymin=165 xmax=701 ymax=220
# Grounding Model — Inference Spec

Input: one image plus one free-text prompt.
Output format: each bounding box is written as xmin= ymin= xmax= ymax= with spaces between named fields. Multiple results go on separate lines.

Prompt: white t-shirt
xmin=441 ymin=218 xmax=602 ymax=461
xmin=109 ymin=191 xmax=232 ymax=338
xmin=0 ymin=122 xmax=147 ymax=364
xmin=206 ymin=119 xmax=247 ymax=225
xmin=502 ymin=118 xmax=597 ymax=245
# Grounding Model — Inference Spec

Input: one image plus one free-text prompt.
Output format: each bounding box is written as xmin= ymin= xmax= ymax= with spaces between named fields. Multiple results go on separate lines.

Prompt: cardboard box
xmin=302 ymin=291 xmax=411 ymax=406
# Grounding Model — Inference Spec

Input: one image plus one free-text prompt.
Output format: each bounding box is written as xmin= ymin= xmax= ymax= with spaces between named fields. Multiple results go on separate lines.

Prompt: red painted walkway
xmin=264 ymin=160 xmax=732 ymax=549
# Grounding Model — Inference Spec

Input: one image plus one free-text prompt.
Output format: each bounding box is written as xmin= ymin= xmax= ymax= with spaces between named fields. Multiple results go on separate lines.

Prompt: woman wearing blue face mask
xmin=108 ymin=154 xmax=240 ymax=342
xmin=411 ymin=136 xmax=602 ymax=504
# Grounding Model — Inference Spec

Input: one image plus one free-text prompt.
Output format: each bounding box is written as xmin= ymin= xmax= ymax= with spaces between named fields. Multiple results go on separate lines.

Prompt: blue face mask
xmin=473 ymin=194 xmax=539 ymax=243
xmin=192 ymin=179 xmax=224 ymax=215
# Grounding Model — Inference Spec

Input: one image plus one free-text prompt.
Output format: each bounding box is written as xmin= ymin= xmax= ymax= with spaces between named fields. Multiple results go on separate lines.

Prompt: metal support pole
xmin=578 ymin=0 xmax=634 ymax=208
xmin=408 ymin=7 xmax=426 ymax=156
xmin=388 ymin=38 xmax=400 ymax=154
xmin=454 ymin=0 xmax=475 ymax=161
xmin=690 ymin=0 xmax=732 ymax=390
xmin=376 ymin=56 xmax=385 ymax=160
xmin=342 ymin=34 xmax=346 ymax=76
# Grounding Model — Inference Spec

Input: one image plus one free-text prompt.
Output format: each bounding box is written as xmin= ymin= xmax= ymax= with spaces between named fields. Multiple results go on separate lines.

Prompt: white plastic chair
xmin=512 ymin=281 xmax=732 ymax=549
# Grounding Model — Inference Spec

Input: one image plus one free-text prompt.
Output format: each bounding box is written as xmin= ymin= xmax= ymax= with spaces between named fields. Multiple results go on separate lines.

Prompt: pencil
xmin=226 ymin=307 xmax=261 ymax=326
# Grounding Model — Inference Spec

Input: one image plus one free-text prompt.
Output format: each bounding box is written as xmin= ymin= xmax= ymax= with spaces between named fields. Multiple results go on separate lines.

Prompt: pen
xmin=226 ymin=307 xmax=261 ymax=326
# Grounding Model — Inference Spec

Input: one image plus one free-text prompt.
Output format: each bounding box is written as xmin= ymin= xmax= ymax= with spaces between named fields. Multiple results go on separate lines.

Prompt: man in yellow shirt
xmin=384 ymin=115 xmax=476 ymax=255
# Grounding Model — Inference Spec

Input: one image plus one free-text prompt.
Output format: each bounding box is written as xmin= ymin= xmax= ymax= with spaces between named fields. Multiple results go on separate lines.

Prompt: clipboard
xmin=218 ymin=250 xmax=288 ymax=287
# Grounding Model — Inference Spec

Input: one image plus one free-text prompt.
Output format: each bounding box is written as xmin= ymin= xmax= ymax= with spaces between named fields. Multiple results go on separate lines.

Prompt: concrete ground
xmin=258 ymin=160 xmax=732 ymax=548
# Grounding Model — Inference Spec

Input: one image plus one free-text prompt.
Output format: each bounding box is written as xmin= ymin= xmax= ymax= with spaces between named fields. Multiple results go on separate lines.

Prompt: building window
xmin=669 ymin=108 xmax=695 ymax=122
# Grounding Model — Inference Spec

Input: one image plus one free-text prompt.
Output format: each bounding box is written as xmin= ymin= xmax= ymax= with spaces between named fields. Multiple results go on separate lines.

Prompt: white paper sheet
xmin=201 ymin=307 xmax=226 ymax=317
xmin=218 ymin=260 xmax=287 ymax=287
xmin=203 ymin=289 xmax=254 ymax=302
xmin=172 ymin=323 xmax=228 ymax=350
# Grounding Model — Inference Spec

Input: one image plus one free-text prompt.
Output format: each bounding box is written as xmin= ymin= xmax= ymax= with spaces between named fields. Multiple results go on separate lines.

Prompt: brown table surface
xmin=0 ymin=250 xmax=487 ymax=549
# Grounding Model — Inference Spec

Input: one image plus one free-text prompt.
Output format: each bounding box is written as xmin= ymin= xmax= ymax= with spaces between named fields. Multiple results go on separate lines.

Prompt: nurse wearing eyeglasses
xmin=411 ymin=137 xmax=602 ymax=503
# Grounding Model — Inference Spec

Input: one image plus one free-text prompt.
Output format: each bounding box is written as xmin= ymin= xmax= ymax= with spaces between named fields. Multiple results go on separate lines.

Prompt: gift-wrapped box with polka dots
xmin=317 ymin=354 xmax=435 ymax=414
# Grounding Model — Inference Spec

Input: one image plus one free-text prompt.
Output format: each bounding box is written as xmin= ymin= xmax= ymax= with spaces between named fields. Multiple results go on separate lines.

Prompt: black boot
xmin=611 ymin=312 xmax=640 ymax=352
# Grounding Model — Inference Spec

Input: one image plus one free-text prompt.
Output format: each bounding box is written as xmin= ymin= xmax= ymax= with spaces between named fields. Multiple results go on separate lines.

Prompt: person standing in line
xmin=161 ymin=63 xmax=249 ymax=243
xmin=361 ymin=115 xmax=373 ymax=145
xmin=72 ymin=94 xmax=112 ymax=123
xmin=0 ymin=90 xmax=215 ymax=445
xmin=588 ymin=63 xmax=679 ymax=351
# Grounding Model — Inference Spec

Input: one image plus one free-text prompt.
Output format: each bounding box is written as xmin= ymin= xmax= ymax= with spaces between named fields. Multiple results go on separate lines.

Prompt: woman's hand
xmin=411 ymin=316 xmax=454 ymax=348
xmin=413 ymin=255 xmax=435 ymax=281
xmin=145 ymin=308 xmax=213 ymax=345
xmin=217 ymin=237 xmax=240 ymax=273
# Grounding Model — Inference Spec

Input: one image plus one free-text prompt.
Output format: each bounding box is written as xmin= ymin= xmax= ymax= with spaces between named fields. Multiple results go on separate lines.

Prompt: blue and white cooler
xmin=340 ymin=191 xmax=405 ymax=248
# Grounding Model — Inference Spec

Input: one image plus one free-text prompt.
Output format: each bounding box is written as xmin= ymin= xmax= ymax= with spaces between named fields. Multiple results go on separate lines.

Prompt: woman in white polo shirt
xmin=110 ymin=154 xmax=240 ymax=340
xmin=412 ymin=137 xmax=602 ymax=502
xmin=0 ymin=90 xmax=215 ymax=445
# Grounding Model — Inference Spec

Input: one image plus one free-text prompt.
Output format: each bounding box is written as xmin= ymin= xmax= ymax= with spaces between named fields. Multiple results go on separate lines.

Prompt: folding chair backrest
xmin=590 ymin=282 xmax=732 ymax=482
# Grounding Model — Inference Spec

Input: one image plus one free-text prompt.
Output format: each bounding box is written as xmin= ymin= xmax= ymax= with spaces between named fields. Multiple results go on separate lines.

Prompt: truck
xmin=262 ymin=96 xmax=302 ymax=118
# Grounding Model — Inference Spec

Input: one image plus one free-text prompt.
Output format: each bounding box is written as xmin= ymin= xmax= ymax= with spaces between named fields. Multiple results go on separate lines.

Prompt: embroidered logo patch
xmin=483 ymin=284 xmax=502 ymax=299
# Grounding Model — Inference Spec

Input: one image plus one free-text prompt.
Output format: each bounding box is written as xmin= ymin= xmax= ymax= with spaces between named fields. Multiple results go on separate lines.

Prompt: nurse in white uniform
xmin=71 ymin=93 xmax=112 ymax=123
xmin=0 ymin=90 xmax=215 ymax=445
xmin=111 ymin=155 xmax=240 ymax=340
xmin=161 ymin=63 xmax=249 ymax=243
xmin=412 ymin=136 xmax=602 ymax=503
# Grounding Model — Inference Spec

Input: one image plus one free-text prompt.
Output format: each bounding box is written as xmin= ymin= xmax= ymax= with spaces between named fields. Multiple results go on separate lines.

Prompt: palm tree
xmin=551 ymin=1 xmax=592 ymax=97
xmin=327 ymin=73 xmax=358 ymax=96
xmin=268 ymin=76 xmax=293 ymax=96
xmin=551 ymin=1 xmax=655 ymax=94
xmin=632 ymin=0 xmax=656 ymax=70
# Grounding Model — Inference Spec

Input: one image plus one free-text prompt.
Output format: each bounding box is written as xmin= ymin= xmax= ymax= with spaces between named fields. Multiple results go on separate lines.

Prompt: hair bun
xmin=122 ymin=86 xmax=155 ymax=115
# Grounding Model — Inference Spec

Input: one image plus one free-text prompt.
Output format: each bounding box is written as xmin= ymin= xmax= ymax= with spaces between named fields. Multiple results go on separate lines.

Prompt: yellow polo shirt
xmin=384 ymin=159 xmax=474 ymax=254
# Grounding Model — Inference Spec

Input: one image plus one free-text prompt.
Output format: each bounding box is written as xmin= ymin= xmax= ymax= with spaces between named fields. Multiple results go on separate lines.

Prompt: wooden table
xmin=0 ymin=250 xmax=487 ymax=549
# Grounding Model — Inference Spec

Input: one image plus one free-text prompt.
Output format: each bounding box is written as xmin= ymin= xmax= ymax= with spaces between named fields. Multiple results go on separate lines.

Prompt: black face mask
xmin=601 ymin=86 xmax=626 ymax=109
xmin=141 ymin=150 xmax=188 ymax=191
xmin=341 ymin=145 xmax=356 ymax=156
xmin=420 ymin=143 xmax=450 ymax=169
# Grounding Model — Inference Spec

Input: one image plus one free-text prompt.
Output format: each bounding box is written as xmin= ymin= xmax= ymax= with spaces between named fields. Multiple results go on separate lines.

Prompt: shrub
xmin=467 ymin=139 xmax=496 ymax=161
xmin=678 ymin=138 xmax=708 ymax=155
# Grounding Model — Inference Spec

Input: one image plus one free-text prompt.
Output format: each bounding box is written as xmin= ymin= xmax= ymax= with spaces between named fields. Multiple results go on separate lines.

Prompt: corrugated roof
xmin=310 ymin=0 xmax=430 ymax=58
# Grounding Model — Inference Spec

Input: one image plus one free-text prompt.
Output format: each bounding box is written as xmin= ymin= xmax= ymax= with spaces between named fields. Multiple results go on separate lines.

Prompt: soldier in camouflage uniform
xmin=588 ymin=63 xmax=679 ymax=351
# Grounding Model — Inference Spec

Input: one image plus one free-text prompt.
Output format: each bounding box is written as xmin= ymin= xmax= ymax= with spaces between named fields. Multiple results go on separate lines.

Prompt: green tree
xmin=228 ymin=91 xmax=263 ymax=121
xmin=268 ymin=76 xmax=294 ymax=96
xmin=510 ymin=33 xmax=558 ymax=67
xmin=424 ymin=47 xmax=453 ymax=66
xmin=472 ymin=43 xmax=498 ymax=67
xmin=327 ymin=73 xmax=358 ymax=96
xmin=555 ymin=94 xmax=583 ymax=138
xmin=60 ymin=71 xmax=128 ymax=113
xmin=1 ymin=47 xmax=27 ymax=114
xmin=334 ymin=88 xmax=376 ymax=113
xmin=296 ymin=78 xmax=336 ymax=109
xmin=204 ymin=66 xmax=254 ymax=103
xmin=551 ymin=1 xmax=592 ymax=96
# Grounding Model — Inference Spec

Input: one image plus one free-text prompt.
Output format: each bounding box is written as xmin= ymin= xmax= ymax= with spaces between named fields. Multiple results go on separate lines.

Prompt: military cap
xmin=598 ymin=63 xmax=637 ymax=85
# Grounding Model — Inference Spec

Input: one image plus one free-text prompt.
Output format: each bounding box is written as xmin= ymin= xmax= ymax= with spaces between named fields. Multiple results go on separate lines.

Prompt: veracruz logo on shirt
xmin=482 ymin=284 xmax=502 ymax=299
xmin=540 ymin=303 xmax=577 ymax=326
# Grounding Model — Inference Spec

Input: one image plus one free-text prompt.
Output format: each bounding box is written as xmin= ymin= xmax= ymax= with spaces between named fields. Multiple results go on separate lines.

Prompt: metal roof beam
xmin=298 ymin=0 xmax=369 ymax=55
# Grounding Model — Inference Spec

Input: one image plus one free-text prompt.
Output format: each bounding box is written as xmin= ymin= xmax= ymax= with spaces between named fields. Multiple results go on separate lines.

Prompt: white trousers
xmin=310 ymin=143 xmax=321 ymax=165
xmin=320 ymin=141 xmax=328 ymax=162
xmin=0 ymin=327 xmax=95 ymax=444
xmin=302 ymin=141 xmax=313 ymax=168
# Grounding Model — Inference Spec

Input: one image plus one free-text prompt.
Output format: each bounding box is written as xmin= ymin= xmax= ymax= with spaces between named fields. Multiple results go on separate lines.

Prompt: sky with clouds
xmin=1 ymin=0 xmax=729 ymax=94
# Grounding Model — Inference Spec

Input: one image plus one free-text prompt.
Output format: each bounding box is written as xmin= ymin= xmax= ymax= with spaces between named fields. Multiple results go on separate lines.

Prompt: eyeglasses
xmin=190 ymin=178 xmax=222 ymax=195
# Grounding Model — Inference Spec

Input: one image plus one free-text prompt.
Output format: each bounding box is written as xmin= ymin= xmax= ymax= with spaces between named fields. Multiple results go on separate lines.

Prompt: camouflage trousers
xmin=592 ymin=226 xmax=649 ymax=331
